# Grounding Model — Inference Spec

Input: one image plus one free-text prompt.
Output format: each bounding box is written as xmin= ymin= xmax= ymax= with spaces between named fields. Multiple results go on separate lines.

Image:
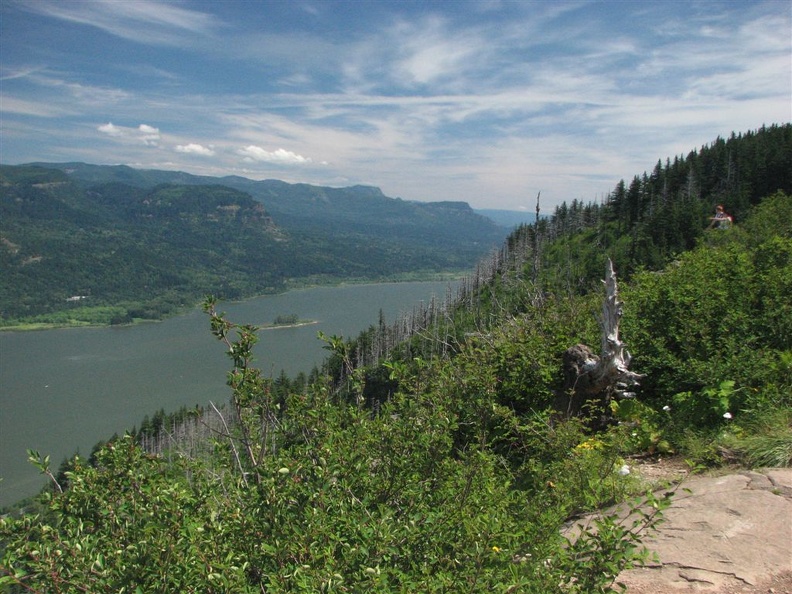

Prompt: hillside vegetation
xmin=0 ymin=166 xmax=505 ymax=327
xmin=1 ymin=125 xmax=790 ymax=592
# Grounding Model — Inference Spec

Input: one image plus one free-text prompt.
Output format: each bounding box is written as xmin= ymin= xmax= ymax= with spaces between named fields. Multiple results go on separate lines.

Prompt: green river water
xmin=0 ymin=281 xmax=453 ymax=506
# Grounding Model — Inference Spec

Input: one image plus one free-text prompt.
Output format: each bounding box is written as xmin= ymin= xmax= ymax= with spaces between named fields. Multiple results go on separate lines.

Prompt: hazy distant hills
xmin=29 ymin=161 xmax=509 ymax=244
xmin=0 ymin=163 xmax=509 ymax=323
xmin=474 ymin=209 xmax=538 ymax=228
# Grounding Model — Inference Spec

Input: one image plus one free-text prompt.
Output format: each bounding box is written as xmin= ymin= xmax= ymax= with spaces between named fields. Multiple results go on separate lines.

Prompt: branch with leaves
xmin=203 ymin=296 xmax=278 ymax=486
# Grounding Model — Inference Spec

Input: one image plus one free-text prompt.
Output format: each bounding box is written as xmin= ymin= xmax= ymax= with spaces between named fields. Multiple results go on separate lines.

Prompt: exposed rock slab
xmin=616 ymin=468 xmax=792 ymax=593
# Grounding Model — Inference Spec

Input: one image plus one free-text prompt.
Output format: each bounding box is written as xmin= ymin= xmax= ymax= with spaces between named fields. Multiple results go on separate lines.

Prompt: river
xmin=0 ymin=281 xmax=453 ymax=506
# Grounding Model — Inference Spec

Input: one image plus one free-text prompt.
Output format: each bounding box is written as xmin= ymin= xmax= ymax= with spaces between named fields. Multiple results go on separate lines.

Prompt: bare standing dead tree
xmin=533 ymin=191 xmax=541 ymax=281
xmin=555 ymin=259 xmax=644 ymax=422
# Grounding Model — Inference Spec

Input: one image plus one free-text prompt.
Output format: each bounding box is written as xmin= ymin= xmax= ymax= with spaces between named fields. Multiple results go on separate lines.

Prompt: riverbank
xmin=0 ymin=272 xmax=464 ymax=333
xmin=0 ymin=318 xmax=161 ymax=332
xmin=0 ymin=318 xmax=321 ymax=333
xmin=259 ymin=320 xmax=318 ymax=331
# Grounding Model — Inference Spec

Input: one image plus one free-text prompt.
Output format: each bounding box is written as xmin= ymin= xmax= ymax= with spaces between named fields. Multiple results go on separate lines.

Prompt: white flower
xmin=618 ymin=464 xmax=631 ymax=476
xmin=663 ymin=405 xmax=671 ymax=412
xmin=723 ymin=412 xmax=733 ymax=420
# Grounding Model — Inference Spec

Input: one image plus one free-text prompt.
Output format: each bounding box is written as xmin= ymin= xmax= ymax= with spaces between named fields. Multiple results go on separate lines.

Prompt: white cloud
xmin=97 ymin=122 xmax=160 ymax=146
xmin=175 ymin=143 xmax=215 ymax=156
xmin=97 ymin=122 xmax=123 ymax=137
xmin=238 ymin=146 xmax=312 ymax=165
xmin=138 ymin=124 xmax=161 ymax=146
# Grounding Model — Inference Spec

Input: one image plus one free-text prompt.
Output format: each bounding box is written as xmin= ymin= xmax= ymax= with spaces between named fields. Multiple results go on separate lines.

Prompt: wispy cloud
xmin=12 ymin=0 xmax=219 ymax=46
xmin=0 ymin=95 xmax=69 ymax=118
xmin=389 ymin=17 xmax=489 ymax=87
xmin=4 ymin=69 xmax=131 ymax=108
xmin=0 ymin=66 xmax=46 ymax=81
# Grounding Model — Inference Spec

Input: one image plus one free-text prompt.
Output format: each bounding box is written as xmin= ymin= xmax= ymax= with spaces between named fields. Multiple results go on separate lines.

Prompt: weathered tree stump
xmin=555 ymin=259 xmax=643 ymax=421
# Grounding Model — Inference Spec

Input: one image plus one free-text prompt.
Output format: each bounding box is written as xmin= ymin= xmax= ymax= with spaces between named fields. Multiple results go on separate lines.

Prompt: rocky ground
xmin=608 ymin=462 xmax=792 ymax=593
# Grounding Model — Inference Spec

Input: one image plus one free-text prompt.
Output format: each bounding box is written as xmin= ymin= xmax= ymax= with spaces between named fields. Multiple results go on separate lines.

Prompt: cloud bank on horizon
xmin=1 ymin=0 xmax=789 ymax=211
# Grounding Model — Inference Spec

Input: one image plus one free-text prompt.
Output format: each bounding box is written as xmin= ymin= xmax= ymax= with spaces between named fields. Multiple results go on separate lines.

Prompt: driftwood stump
xmin=555 ymin=259 xmax=643 ymax=421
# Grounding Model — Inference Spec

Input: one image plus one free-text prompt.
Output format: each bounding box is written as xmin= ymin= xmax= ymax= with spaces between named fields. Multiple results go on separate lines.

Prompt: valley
xmin=0 ymin=163 xmax=507 ymax=328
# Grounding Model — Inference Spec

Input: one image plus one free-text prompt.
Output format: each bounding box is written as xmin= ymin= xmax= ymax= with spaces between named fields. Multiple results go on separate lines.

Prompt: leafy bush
xmin=620 ymin=192 xmax=792 ymax=465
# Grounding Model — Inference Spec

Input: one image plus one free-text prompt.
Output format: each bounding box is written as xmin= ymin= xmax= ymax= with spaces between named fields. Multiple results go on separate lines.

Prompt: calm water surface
xmin=0 ymin=281 xmax=452 ymax=506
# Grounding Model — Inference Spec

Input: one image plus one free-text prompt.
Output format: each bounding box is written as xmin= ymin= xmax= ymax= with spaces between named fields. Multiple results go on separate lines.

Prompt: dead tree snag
xmin=556 ymin=259 xmax=643 ymax=420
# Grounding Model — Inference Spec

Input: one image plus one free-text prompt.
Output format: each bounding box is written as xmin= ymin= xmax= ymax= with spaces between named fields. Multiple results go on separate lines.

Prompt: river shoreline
xmin=0 ymin=318 xmax=162 ymax=333
xmin=0 ymin=273 xmax=463 ymax=333
xmin=0 ymin=318 xmax=321 ymax=333
xmin=259 ymin=320 xmax=318 ymax=331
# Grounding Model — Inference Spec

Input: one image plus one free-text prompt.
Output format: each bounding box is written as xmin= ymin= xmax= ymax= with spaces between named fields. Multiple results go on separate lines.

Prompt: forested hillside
xmin=0 ymin=166 xmax=506 ymax=326
xmin=525 ymin=123 xmax=791 ymax=290
xmin=33 ymin=162 xmax=504 ymax=251
xmin=1 ymin=126 xmax=790 ymax=592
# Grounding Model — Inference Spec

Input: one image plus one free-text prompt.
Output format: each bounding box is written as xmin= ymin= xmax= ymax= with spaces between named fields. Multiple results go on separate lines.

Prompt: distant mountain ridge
xmin=29 ymin=162 xmax=502 ymax=245
xmin=474 ymin=209 xmax=538 ymax=228
xmin=0 ymin=163 xmax=508 ymax=324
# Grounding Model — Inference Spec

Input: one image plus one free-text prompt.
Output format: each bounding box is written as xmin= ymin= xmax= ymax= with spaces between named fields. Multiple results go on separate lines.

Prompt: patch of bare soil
xmin=629 ymin=455 xmax=692 ymax=487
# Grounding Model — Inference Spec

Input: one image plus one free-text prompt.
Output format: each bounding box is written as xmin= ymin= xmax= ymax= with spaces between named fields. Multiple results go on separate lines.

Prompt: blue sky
xmin=1 ymin=1 xmax=789 ymax=211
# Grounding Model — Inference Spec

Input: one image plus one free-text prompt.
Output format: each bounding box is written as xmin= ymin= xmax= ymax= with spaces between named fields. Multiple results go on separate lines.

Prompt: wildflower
xmin=663 ymin=405 xmax=671 ymax=412
xmin=492 ymin=546 xmax=501 ymax=553
xmin=723 ymin=412 xmax=733 ymax=420
xmin=618 ymin=464 xmax=631 ymax=476
xmin=575 ymin=438 xmax=603 ymax=452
